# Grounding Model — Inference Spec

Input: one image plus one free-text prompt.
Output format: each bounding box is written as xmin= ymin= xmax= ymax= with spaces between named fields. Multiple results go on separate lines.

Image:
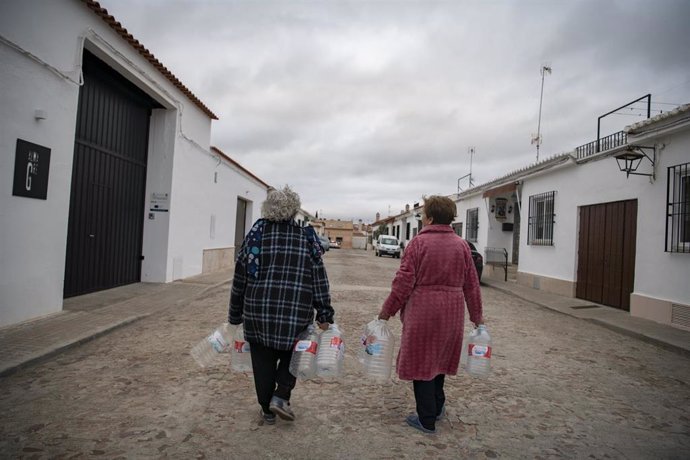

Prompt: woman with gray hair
xmin=229 ymin=185 xmax=334 ymax=425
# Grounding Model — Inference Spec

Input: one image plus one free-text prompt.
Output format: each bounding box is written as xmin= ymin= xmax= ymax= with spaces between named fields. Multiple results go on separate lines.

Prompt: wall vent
xmin=671 ymin=303 xmax=690 ymax=329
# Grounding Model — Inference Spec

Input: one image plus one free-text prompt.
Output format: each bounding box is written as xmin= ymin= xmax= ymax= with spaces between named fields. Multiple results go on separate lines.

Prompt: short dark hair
xmin=423 ymin=195 xmax=456 ymax=225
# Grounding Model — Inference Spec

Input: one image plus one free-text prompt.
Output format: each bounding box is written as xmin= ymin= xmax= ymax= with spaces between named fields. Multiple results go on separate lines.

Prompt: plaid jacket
xmin=228 ymin=219 xmax=334 ymax=350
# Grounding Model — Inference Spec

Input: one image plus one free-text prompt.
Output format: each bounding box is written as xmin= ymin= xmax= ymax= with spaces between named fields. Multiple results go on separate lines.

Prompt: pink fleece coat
xmin=381 ymin=225 xmax=483 ymax=381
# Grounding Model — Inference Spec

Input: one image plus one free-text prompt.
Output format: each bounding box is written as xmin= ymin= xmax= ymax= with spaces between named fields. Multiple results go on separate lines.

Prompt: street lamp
xmin=614 ymin=145 xmax=656 ymax=179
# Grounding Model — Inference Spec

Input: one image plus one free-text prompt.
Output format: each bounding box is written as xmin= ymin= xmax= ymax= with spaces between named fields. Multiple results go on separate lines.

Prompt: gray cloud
xmin=104 ymin=0 xmax=690 ymax=221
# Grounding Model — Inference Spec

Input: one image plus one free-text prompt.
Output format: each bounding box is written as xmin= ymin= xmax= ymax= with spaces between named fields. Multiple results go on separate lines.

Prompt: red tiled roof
xmin=211 ymin=147 xmax=270 ymax=189
xmin=82 ymin=0 xmax=218 ymax=120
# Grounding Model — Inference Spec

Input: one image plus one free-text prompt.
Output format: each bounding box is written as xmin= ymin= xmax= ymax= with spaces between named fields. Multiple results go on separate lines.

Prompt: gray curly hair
xmin=261 ymin=185 xmax=301 ymax=222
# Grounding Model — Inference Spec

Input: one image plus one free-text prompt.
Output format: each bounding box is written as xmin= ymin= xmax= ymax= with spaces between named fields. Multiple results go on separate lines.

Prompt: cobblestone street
xmin=0 ymin=249 xmax=688 ymax=459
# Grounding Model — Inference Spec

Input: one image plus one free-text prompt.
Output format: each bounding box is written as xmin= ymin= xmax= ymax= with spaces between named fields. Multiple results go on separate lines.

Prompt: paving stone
xmin=0 ymin=250 xmax=688 ymax=458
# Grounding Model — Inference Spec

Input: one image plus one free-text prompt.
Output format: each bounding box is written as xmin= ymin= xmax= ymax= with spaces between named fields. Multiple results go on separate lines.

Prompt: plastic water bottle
xmin=465 ymin=325 xmax=492 ymax=378
xmin=289 ymin=324 xmax=319 ymax=380
xmin=316 ymin=323 xmax=344 ymax=379
xmin=230 ymin=323 xmax=252 ymax=373
xmin=190 ymin=323 xmax=232 ymax=368
xmin=359 ymin=319 xmax=396 ymax=383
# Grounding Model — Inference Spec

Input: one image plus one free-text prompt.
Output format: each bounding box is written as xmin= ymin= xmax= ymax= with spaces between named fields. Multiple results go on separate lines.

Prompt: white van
xmin=375 ymin=235 xmax=401 ymax=258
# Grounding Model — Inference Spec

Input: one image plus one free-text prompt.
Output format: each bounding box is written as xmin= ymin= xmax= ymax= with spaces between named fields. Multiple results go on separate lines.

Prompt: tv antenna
xmin=532 ymin=64 xmax=552 ymax=163
xmin=457 ymin=147 xmax=476 ymax=193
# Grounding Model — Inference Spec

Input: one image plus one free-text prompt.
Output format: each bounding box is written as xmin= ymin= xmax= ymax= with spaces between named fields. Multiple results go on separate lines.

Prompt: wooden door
xmin=576 ymin=200 xmax=637 ymax=310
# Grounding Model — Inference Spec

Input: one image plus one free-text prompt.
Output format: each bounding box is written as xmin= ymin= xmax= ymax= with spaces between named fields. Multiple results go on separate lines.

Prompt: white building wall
xmin=454 ymin=194 xmax=491 ymax=257
xmin=628 ymin=129 xmax=690 ymax=306
xmin=140 ymin=109 xmax=177 ymax=282
xmin=1 ymin=0 xmax=262 ymax=326
xmin=484 ymin=196 xmax=517 ymax=261
xmin=518 ymin=130 xmax=690 ymax=308
xmin=166 ymin=144 xmax=265 ymax=280
xmin=1 ymin=1 xmax=86 ymax=326
xmin=519 ymin=160 xmax=642 ymax=286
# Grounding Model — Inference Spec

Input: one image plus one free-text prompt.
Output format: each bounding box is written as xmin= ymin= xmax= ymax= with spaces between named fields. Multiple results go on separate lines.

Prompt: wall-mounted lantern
xmin=614 ymin=145 xmax=656 ymax=179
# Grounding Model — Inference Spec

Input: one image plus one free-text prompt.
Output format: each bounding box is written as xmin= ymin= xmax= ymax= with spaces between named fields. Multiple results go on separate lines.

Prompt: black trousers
xmin=249 ymin=341 xmax=297 ymax=414
xmin=412 ymin=374 xmax=446 ymax=430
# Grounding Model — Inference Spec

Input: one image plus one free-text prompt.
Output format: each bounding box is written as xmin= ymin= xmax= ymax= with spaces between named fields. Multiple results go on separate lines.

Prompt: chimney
xmin=376 ymin=212 xmax=380 ymax=221
xmin=405 ymin=203 xmax=410 ymax=212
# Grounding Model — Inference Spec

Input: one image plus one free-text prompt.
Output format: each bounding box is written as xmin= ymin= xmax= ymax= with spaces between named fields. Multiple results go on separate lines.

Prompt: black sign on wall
xmin=13 ymin=139 xmax=51 ymax=200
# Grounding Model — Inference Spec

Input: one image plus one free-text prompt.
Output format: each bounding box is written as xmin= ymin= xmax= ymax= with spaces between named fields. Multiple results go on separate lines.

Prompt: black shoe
xmin=260 ymin=409 xmax=276 ymax=425
xmin=436 ymin=404 xmax=446 ymax=421
xmin=405 ymin=414 xmax=436 ymax=434
xmin=269 ymin=396 xmax=295 ymax=421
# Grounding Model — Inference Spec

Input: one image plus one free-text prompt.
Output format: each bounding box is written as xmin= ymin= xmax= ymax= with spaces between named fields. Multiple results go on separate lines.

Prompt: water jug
xmin=289 ymin=324 xmax=319 ymax=380
xmin=230 ymin=323 xmax=252 ymax=373
xmin=465 ymin=325 xmax=492 ymax=378
xmin=359 ymin=319 xmax=396 ymax=383
xmin=190 ymin=323 xmax=232 ymax=368
xmin=316 ymin=323 xmax=344 ymax=379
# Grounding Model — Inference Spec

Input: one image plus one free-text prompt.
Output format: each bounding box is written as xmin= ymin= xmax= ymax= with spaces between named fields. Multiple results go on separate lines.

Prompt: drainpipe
xmin=484 ymin=197 xmax=493 ymax=230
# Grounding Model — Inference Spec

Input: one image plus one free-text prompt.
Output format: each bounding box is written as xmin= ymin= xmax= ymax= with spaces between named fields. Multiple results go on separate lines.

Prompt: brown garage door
xmin=576 ymin=200 xmax=637 ymax=310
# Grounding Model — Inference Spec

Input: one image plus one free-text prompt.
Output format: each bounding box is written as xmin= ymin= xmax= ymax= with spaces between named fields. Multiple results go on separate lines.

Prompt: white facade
xmin=452 ymin=107 xmax=690 ymax=329
xmin=0 ymin=0 xmax=266 ymax=327
xmin=294 ymin=209 xmax=314 ymax=228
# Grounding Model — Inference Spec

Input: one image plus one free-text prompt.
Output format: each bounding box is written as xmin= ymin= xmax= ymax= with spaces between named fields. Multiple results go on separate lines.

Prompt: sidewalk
xmin=0 ymin=270 xmax=234 ymax=377
xmin=482 ymin=277 xmax=690 ymax=358
xmin=1 ymin=269 xmax=688 ymax=377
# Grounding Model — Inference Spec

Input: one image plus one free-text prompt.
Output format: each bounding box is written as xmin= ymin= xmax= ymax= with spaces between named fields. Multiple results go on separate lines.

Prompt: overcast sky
xmin=104 ymin=0 xmax=690 ymax=222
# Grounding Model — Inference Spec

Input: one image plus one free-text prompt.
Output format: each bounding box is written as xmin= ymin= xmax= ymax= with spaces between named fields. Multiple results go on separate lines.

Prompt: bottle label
xmin=330 ymin=336 xmax=344 ymax=350
xmin=208 ymin=331 xmax=229 ymax=353
xmin=294 ymin=340 xmax=318 ymax=354
xmin=234 ymin=340 xmax=250 ymax=353
xmin=468 ymin=344 xmax=491 ymax=359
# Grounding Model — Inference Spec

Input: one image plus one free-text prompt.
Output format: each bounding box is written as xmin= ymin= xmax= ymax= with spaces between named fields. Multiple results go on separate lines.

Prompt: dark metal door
xmin=64 ymin=51 xmax=157 ymax=297
xmin=576 ymin=200 xmax=637 ymax=310
xmin=235 ymin=198 xmax=248 ymax=249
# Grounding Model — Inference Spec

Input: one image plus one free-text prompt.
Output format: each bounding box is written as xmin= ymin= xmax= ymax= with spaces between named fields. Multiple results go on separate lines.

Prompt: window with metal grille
xmin=466 ymin=208 xmax=478 ymax=242
xmin=666 ymin=162 xmax=690 ymax=253
xmin=528 ymin=191 xmax=555 ymax=246
xmin=452 ymin=222 xmax=463 ymax=237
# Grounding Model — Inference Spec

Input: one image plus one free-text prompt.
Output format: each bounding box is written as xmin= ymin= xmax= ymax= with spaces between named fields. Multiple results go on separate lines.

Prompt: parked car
xmin=467 ymin=241 xmax=484 ymax=281
xmin=375 ymin=235 xmax=401 ymax=258
xmin=318 ymin=235 xmax=330 ymax=252
xmin=329 ymin=240 xmax=341 ymax=249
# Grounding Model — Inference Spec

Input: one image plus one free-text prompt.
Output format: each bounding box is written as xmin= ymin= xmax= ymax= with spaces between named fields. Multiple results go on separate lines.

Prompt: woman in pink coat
xmin=378 ymin=195 xmax=484 ymax=434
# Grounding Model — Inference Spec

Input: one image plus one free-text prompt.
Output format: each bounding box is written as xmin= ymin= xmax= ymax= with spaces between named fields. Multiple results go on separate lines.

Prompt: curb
xmin=0 ymin=315 xmax=147 ymax=378
xmin=483 ymin=282 xmax=690 ymax=359
xmin=0 ymin=277 xmax=234 ymax=378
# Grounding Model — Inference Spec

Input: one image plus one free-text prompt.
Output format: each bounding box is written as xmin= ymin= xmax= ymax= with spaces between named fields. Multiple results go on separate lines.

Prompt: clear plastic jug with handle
xmin=190 ymin=323 xmax=233 ymax=368
xmin=289 ymin=324 xmax=319 ymax=380
xmin=465 ymin=325 xmax=492 ymax=378
xmin=316 ymin=323 xmax=344 ymax=379
xmin=359 ymin=318 xmax=396 ymax=383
